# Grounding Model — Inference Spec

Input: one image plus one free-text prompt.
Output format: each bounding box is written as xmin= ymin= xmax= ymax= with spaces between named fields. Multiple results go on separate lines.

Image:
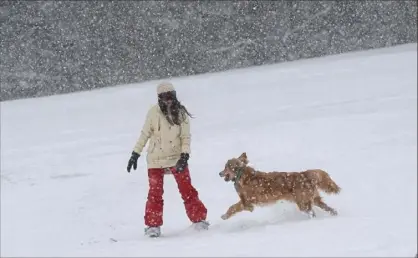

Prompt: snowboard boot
xmin=193 ymin=220 xmax=209 ymax=231
xmin=144 ymin=226 xmax=161 ymax=238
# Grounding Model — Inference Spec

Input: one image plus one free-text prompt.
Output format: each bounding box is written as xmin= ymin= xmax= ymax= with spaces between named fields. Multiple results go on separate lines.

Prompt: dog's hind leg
xmin=313 ymin=196 xmax=338 ymax=216
xmin=306 ymin=203 xmax=316 ymax=219
xmin=296 ymin=200 xmax=316 ymax=218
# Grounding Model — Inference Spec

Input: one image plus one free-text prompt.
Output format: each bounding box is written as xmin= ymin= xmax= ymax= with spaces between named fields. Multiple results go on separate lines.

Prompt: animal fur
xmin=218 ymin=152 xmax=341 ymax=220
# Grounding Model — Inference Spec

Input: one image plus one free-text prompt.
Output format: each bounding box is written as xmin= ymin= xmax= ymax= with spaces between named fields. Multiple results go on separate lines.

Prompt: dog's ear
xmin=238 ymin=152 xmax=248 ymax=164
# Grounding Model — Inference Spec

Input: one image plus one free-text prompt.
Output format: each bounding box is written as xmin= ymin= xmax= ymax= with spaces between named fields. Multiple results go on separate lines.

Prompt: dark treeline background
xmin=1 ymin=1 xmax=417 ymax=101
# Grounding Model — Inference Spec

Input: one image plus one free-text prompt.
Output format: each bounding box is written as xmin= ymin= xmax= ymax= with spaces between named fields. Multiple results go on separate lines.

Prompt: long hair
xmin=158 ymin=97 xmax=193 ymax=126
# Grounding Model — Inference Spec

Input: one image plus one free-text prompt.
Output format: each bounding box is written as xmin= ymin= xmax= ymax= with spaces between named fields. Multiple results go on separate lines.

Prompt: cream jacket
xmin=133 ymin=104 xmax=191 ymax=169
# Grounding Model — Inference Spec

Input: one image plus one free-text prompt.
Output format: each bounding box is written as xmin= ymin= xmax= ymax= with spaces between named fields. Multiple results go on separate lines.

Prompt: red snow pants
xmin=144 ymin=166 xmax=207 ymax=227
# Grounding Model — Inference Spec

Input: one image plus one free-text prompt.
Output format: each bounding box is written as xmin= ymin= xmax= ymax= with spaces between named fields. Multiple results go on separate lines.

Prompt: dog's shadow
xmin=220 ymin=201 xmax=335 ymax=234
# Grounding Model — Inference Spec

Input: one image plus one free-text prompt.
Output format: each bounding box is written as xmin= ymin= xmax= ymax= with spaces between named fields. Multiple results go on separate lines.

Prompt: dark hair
xmin=158 ymin=91 xmax=193 ymax=126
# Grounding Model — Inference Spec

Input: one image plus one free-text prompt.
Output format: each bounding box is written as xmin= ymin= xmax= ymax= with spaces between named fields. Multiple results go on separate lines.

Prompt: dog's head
xmin=219 ymin=152 xmax=249 ymax=182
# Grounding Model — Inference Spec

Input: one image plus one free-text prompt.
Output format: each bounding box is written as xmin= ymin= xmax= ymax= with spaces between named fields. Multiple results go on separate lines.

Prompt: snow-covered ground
xmin=1 ymin=44 xmax=417 ymax=257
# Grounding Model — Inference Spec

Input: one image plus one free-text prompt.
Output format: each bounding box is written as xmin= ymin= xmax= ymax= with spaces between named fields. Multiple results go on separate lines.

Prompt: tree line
xmin=1 ymin=1 xmax=416 ymax=101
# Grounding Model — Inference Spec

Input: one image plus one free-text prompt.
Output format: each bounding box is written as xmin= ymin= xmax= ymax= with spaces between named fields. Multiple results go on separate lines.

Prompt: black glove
xmin=175 ymin=153 xmax=189 ymax=172
xmin=127 ymin=152 xmax=140 ymax=173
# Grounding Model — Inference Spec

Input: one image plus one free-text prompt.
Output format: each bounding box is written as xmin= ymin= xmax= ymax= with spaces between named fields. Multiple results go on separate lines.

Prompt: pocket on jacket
xmin=148 ymin=139 xmax=156 ymax=153
xmin=171 ymin=139 xmax=181 ymax=153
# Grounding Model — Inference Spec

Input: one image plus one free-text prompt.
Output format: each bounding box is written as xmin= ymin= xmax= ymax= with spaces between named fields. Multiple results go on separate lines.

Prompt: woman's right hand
xmin=127 ymin=152 xmax=140 ymax=173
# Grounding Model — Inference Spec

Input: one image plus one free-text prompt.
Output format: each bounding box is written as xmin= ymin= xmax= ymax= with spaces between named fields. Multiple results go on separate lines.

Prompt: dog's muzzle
xmin=219 ymin=171 xmax=231 ymax=182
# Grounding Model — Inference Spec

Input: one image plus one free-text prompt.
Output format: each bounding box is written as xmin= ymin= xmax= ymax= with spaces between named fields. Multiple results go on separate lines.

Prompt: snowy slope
xmin=1 ymin=44 xmax=417 ymax=257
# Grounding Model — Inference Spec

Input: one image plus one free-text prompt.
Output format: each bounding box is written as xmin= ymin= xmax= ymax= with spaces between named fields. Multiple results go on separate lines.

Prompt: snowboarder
xmin=126 ymin=81 xmax=209 ymax=237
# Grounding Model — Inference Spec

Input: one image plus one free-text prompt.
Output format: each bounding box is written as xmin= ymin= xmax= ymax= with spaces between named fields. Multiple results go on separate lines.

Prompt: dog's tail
xmin=309 ymin=169 xmax=341 ymax=194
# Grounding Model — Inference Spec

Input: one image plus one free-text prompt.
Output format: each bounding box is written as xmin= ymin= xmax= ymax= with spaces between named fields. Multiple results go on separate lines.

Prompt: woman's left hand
xmin=175 ymin=153 xmax=189 ymax=172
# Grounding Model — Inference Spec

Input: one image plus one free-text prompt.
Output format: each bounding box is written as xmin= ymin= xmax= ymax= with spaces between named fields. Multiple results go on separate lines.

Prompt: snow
xmin=1 ymin=43 xmax=417 ymax=257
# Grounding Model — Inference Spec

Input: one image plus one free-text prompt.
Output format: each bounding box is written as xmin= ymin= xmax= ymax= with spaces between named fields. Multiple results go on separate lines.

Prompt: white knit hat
xmin=157 ymin=81 xmax=175 ymax=94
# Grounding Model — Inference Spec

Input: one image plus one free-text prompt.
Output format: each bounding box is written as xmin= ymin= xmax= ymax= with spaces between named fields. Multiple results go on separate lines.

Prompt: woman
xmin=126 ymin=81 xmax=209 ymax=238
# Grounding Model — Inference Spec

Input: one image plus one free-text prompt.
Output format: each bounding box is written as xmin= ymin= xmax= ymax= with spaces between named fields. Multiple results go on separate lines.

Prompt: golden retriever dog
xmin=218 ymin=152 xmax=341 ymax=220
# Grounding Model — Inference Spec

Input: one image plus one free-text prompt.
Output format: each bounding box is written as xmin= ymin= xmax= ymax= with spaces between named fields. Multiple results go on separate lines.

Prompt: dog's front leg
xmin=239 ymin=194 xmax=254 ymax=212
xmin=221 ymin=201 xmax=246 ymax=220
